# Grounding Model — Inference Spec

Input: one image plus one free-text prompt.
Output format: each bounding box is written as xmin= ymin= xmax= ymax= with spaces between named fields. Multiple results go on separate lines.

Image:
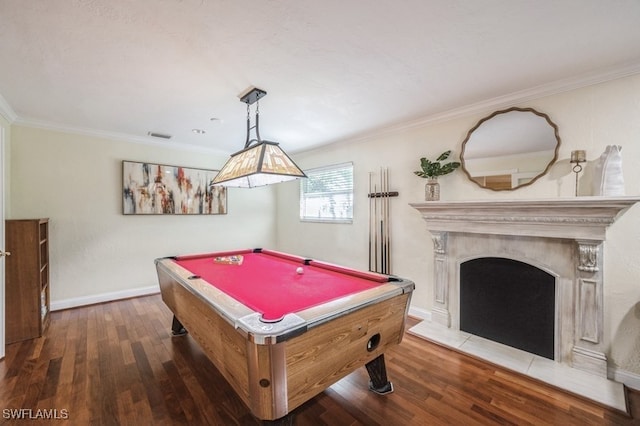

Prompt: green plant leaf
xmin=414 ymin=150 xmax=460 ymax=178
xmin=436 ymin=150 xmax=451 ymax=162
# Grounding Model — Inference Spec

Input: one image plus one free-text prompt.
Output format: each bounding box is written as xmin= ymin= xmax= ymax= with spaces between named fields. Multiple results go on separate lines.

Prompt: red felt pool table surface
xmin=174 ymin=249 xmax=389 ymax=321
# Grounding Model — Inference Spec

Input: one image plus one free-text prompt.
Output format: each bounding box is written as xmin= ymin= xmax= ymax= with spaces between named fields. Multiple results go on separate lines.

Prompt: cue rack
xmin=368 ymin=168 xmax=398 ymax=274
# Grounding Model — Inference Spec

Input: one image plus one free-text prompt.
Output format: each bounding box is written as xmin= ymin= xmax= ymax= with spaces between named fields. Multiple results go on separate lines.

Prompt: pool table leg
xmin=171 ymin=315 xmax=188 ymax=336
xmin=365 ymin=354 xmax=394 ymax=395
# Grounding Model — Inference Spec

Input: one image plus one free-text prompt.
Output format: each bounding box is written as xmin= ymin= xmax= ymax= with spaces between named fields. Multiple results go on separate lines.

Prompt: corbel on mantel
xmin=409 ymin=196 xmax=640 ymax=378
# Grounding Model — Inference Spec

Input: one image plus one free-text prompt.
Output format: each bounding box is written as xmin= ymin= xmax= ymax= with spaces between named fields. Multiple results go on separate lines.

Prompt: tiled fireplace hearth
xmin=410 ymin=197 xmax=640 ymax=410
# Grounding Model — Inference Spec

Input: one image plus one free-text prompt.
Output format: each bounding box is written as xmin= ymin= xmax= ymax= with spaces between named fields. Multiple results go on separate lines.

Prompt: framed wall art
xmin=122 ymin=161 xmax=227 ymax=215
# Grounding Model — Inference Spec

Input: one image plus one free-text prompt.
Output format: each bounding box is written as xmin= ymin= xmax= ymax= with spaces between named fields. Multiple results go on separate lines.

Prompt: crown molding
xmin=409 ymin=60 xmax=640 ymax=128
xmin=12 ymin=116 xmax=227 ymax=155
xmin=311 ymin=61 xmax=640 ymax=152
xmin=0 ymin=93 xmax=17 ymax=123
xmin=5 ymin=61 xmax=640 ymax=155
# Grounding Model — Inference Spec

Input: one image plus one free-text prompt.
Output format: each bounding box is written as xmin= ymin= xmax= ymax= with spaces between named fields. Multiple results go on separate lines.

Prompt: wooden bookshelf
xmin=5 ymin=218 xmax=50 ymax=344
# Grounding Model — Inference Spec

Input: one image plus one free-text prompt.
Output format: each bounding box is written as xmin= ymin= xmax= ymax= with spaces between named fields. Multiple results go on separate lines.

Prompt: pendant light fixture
xmin=211 ymin=88 xmax=307 ymax=188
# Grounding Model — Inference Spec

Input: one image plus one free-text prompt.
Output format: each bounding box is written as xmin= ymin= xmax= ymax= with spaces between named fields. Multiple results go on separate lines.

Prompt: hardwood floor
xmin=1 ymin=294 xmax=637 ymax=425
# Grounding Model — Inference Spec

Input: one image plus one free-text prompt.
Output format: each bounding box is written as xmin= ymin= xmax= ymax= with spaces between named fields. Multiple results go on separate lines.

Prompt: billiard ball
xmin=296 ymin=267 xmax=304 ymax=274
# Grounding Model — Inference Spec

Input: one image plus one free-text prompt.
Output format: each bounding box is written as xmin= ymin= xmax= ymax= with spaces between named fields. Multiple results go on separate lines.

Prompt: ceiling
xmin=1 ymin=0 xmax=640 ymax=155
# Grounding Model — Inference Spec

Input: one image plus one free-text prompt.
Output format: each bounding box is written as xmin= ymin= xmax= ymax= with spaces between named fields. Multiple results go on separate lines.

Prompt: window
xmin=300 ymin=162 xmax=353 ymax=223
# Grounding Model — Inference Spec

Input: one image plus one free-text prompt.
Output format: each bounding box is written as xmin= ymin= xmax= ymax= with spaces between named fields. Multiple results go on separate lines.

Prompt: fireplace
xmin=409 ymin=197 xmax=639 ymax=409
xmin=460 ymin=257 xmax=555 ymax=360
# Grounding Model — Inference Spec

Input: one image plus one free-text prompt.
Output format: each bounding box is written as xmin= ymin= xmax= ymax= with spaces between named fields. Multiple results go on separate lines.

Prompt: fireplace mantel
xmin=409 ymin=196 xmax=640 ymax=240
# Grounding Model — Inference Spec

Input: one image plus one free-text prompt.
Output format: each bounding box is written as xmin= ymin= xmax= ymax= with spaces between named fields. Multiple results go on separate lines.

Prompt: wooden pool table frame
xmin=155 ymin=252 xmax=414 ymax=420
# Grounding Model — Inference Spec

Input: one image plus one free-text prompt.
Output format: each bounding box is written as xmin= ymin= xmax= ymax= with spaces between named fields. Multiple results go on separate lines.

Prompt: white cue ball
xmin=296 ymin=267 xmax=304 ymax=274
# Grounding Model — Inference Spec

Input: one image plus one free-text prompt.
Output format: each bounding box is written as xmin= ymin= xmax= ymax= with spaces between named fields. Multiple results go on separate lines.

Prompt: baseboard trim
xmin=50 ymin=285 xmax=161 ymax=311
xmin=611 ymin=366 xmax=640 ymax=391
xmin=408 ymin=305 xmax=431 ymax=321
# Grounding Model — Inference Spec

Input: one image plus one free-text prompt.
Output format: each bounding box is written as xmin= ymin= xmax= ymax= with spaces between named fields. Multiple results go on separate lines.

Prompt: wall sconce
xmin=570 ymin=150 xmax=586 ymax=196
xmin=211 ymin=88 xmax=307 ymax=188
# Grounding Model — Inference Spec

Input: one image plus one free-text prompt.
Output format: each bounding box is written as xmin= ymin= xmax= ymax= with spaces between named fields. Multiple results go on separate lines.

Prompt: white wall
xmin=276 ymin=74 xmax=640 ymax=376
xmin=9 ymin=126 xmax=278 ymax=306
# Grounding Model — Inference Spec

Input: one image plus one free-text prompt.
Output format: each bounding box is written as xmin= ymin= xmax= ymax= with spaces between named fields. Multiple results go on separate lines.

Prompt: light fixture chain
xmin=255 ymin=99 xmax=261 ymax=143
xmin=244 ymin=94 xmax=262 ymax=147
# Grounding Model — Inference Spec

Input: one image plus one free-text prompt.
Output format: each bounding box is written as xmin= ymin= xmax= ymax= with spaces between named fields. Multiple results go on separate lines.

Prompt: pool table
xmin=155 ymin=248 xmax=414 ymax=421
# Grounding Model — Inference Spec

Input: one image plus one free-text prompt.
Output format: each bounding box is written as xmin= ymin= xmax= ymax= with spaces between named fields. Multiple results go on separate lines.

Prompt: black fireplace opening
xmin=460 ymin=257 xmax=555 ymax=360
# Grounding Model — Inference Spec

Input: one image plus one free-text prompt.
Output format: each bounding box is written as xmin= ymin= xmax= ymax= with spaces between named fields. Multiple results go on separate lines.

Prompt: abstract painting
xmin=122 ymin=161 xmax=227 ymax=215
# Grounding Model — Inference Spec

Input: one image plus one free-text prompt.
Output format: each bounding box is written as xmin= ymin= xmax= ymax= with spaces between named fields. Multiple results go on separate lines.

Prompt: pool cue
xmin=380 ymin=168 xmax=387 ymax=274
xmin=368 ymin=172 xmax=373 ymax=271
xmin=380 ymin=217 xmax=385 ymax=273
xmin=373 ymin=182 xmax=378 ymax=273
xmin=380 ymin=169 xmax=388 ymax=274
xmin=380 ymin=167 xmax=386 ymax=274
xmin=385 ymin=167 xmax=391 ymax=274
xmin=379 ymin=172 xmax=384 ymax=274
xmin=383 ymin=167 xmax=388 ymax=274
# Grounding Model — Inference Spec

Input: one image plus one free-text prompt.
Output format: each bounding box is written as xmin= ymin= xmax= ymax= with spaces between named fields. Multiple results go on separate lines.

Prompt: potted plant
xmin=414 ymin=150 xmax=461 ymax=201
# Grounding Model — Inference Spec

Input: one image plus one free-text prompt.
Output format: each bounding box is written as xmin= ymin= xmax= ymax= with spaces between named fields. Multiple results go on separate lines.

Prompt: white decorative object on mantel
xmin=592 ymin=145 xmax=625 ymax=196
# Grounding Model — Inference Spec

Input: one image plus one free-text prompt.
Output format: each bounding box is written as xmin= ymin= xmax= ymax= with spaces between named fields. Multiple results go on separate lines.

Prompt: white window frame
xmin=299 ymin=162 xmax=353 ymax=223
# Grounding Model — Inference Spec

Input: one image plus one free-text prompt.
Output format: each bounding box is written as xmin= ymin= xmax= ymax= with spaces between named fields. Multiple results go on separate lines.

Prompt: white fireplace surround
xmin=409 ymin=197 xmax=639 ymax=407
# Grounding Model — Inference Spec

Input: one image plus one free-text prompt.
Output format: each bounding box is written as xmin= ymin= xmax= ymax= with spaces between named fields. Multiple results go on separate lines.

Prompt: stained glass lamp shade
xmin=211 ymin=140 xmax=306 ymax=188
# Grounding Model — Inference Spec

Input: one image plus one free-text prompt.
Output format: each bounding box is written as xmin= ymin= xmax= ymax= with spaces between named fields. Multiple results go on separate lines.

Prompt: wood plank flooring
xmin=1 ymin=294 xmax=637 ymax=425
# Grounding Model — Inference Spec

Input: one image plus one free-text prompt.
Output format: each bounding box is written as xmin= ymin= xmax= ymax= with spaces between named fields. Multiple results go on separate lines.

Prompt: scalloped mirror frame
xmin=460 ymin=107 xmax=561 ymax=191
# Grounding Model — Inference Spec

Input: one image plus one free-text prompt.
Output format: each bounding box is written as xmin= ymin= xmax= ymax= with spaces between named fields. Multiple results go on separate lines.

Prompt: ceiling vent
xmin=147 ymin=131 xmax=172 ymax=139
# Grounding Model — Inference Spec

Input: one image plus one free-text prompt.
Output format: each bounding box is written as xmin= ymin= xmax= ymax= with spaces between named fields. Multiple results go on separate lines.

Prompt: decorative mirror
xmin=460 ymin=107 xmax=560 ymax=190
